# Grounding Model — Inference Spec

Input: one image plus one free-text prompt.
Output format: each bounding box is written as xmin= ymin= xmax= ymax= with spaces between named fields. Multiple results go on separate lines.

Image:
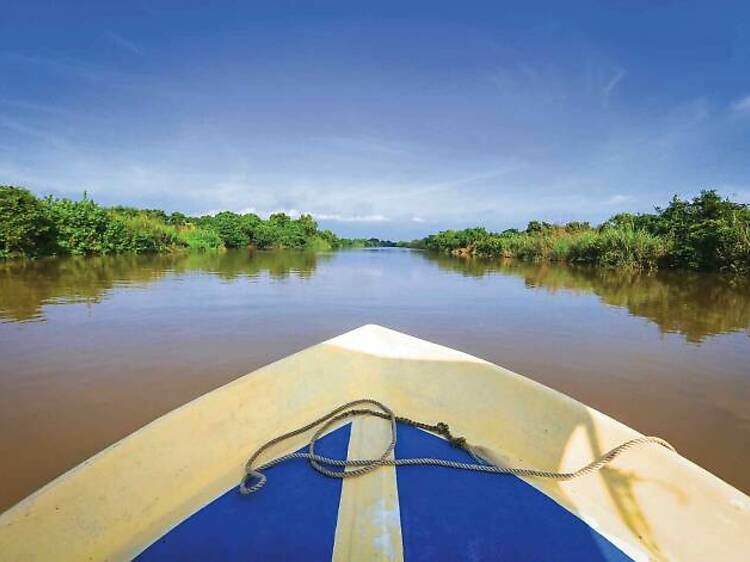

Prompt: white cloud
xmin=315 ymin=213 xmax=390 ymax=223
xmin=201 ymin=207 xmax=303 ymax=218
xmin=3 ymin=50 xmax=747 ymax=239
xmin=731 ymin=95 xmax=750 ymax=114
xmin=606 ymin=194 xmax=632 ymax=205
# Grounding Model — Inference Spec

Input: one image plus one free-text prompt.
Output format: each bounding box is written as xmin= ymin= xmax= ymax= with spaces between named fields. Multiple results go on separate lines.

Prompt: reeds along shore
xmin=415 ymin=191 xmax=750 ymax=273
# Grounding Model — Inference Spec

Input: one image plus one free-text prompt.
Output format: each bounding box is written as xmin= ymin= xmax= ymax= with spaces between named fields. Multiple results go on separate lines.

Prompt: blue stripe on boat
xmin=395 ymin=423 xmax=633 ymax=561
xmin=136 ymin=423 xmax=351 ymax=561
xmin=137 ymin=421 xmax=632 ymax=561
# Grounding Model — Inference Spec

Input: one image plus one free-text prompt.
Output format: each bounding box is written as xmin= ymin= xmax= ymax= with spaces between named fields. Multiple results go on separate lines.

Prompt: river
xmin=0 ymin=248 xmax=748 ymax=511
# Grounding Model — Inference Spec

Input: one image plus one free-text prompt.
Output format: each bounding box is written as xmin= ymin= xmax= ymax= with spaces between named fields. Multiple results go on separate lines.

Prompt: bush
xmin=0 ymin=186 xmax=56 ymax=258
xmin=249 ymin=213 xmax=324 ymax=249
xmin=179 ymin=226 xmax=224 ymax=251
xmin=656 ymin=190 xmax=750 ymax=272
xmin=167 ymin=212 xmax=188 ymax=226
xmin=564 ymin=221 xmax=591 ymax=233
xmin=304 ymin=236 xmax=334 ymax=252
xmin=211 ymin=211 xmax=251 ymax=248
xmin=591 ymin=227 xmax=667 ymax=269
xmin=112 ymin=213 xmax=181 ymax=253
xmin=48 ymin=195 xmax=113 ymax=255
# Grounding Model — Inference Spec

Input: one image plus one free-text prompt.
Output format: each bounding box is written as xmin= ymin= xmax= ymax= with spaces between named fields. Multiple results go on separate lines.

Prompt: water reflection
xmin=2 ymin=250 xmax=749 ymax=343
xmin=0 ymin=250 xmax=328 ymax=323
xmin=421 ymin=252 xmax=750 ymax=343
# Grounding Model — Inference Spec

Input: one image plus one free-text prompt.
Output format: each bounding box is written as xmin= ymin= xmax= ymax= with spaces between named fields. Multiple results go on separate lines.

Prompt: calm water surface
xmin=1 ymin=248 xmax=748 ymax=510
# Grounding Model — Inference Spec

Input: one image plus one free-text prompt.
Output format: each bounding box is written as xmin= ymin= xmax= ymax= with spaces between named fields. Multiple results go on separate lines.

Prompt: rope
xmin=239 ymin=398 xmax=675 ymax=495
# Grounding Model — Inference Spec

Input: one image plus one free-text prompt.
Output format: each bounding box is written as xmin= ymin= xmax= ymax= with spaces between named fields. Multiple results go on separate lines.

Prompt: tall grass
xmin=177 ymin=225 xmax=224 ymax=251
xmin=113 ymin=213 xmax=181 ymax=253
xmin=465 ymin=227 xmax=666 ymax=270
xmin=303 ymin=236 xmax=335 ymax=252
xmin=419 ymin=191 xmax=749 ymax=272
xmin=590 ymin=227 xmax=667 ymax=268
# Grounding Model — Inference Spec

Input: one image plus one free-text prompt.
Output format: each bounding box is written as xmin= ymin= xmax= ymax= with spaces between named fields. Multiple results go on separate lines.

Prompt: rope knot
xmin=240 ymin=469 xmax=267 ymax=495
xmin=448 ymin=436 xmax=467 ymax=449
xmin=435 ymin=422 xmax=450 ymax=434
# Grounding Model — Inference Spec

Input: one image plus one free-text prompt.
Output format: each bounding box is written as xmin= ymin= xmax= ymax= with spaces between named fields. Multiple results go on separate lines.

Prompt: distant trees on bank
xmin=0 ymin=186 xmax=392 ymax=258
xmin=413 ymin=191 xmax=750 ymax=273
xmin=2 ymin=186 xmax=747 ymax=272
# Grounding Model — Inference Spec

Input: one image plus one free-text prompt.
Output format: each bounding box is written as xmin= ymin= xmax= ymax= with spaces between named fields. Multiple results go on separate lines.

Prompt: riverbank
xmin=0 ymin=186 xmax=395 ymax=259
xmin=3 ymin=186 xmax=748 ymax=273
xmin=414 ymin=191 xmax=750 ymax=273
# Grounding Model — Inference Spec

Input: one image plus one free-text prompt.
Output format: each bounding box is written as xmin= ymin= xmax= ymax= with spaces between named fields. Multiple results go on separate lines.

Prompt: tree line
xmin=413 ymin=190 xmax=750 ymax=273
xmin=0 ymin=186 xmax=392 ymax=258
xmin=3 ymin=186 xmax=748 ymax=272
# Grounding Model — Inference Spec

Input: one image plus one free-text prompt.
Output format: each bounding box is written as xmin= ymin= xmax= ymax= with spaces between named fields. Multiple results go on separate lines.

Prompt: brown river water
xmin=0 ymin=248 xmax=748 ymax=511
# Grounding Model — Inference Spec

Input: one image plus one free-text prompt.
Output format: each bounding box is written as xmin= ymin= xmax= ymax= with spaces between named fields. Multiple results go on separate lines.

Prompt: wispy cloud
xmin=104 ymin=31 xmax=143 ymax=56
xmin=731 ymin=95 xmax=750 ymax=114
xmin=602 ymin=69 xmax=626 ymax=98
xmin=0 ymin=117 xmax=71 ymax=151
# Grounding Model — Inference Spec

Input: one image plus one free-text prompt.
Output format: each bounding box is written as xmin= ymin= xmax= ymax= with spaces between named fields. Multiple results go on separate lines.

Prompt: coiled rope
xmin=240 ymin=398 xmax=675 ymax=495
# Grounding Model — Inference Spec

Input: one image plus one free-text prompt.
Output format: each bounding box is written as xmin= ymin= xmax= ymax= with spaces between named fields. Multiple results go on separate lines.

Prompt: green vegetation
xmin=0 ymin=186 xmax=57 ymax=257
xmin=416 ymin=191 xmax=750 ymax=273
xmin=337 ymin=237 xmax=399 ymax=249
xmin=3 ymin=186 xmax=747 ymax=272
xmin=0 ymin=186 xmax=356 ymax=259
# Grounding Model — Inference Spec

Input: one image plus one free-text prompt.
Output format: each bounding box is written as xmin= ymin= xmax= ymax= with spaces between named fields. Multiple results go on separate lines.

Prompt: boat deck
xmin=1 ymin=325 xmax=748 ymax=561
xmin=138 ymin=421 xmax=631 ymax=561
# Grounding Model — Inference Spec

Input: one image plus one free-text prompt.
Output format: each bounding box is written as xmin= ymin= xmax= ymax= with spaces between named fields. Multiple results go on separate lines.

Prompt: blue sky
xmin=1 ymin=1 xmax=749 ymax=239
